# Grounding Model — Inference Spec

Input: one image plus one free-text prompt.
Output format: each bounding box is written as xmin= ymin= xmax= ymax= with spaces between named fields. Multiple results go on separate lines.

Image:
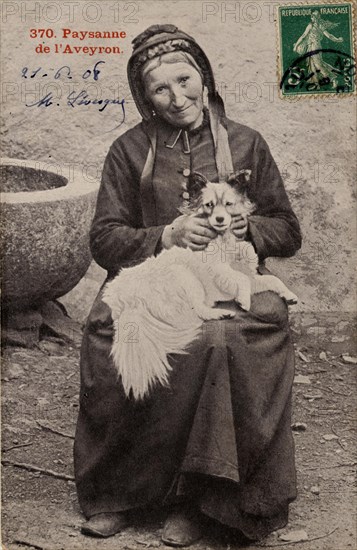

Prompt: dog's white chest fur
xmin=186 ymin=232 xmax=259 ymax=306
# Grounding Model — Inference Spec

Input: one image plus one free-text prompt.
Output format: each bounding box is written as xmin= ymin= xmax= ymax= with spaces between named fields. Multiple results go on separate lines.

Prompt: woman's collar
xmin=155 ymin=107 xmax=210 ymax=152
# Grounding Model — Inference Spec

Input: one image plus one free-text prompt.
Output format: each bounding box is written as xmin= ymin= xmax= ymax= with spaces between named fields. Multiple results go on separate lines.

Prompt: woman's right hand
xmin=162 ymin=215 xmax=217 ymax=251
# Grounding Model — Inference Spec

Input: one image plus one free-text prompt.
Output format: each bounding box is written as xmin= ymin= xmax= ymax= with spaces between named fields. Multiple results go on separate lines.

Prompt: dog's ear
xmin=227 ymin=170 xmax=251 ymax=194
xmin=187 ymin=172 xmax=208 ymax=198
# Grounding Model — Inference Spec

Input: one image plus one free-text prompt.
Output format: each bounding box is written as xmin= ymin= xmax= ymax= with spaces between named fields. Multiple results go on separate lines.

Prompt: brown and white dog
xmin=103 ymin=171 xmax=297 ymax=399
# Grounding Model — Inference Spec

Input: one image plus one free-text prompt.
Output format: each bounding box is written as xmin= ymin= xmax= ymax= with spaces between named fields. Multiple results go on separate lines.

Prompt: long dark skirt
xmin=74 ymin=289 xmax=297 ymax=541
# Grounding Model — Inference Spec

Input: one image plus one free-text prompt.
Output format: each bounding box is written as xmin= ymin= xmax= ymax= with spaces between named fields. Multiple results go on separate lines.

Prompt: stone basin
xmin=1 ymin=158 xmax=100 ymax=310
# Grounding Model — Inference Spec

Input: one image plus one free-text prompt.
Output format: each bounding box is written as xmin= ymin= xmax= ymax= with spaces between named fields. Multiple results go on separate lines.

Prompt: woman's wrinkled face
xmin=144 ymin=62 xmax=204 ymax=130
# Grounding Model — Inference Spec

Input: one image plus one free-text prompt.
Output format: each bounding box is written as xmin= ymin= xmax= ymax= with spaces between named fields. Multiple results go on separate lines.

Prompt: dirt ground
xmin=1 ymin=329 xmax=356 ymax=550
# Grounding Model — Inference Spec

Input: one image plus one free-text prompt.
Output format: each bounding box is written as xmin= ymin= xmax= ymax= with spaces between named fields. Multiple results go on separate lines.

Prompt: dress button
xmin=182 ymin=168 xmax=190 ymax=177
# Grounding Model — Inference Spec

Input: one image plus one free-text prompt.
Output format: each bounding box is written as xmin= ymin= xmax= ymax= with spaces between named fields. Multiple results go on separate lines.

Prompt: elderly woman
xmin=74 ymin=24 xmax=301 ymax=546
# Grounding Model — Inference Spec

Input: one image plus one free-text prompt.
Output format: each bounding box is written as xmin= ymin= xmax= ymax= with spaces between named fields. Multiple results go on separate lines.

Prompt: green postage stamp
xmin=278 ymin=2 xmax=355 ymax=96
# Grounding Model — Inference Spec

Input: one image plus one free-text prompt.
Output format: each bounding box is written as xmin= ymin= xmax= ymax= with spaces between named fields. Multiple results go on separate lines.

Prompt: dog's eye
xmin=225 ymin=201 xmax=234 ymax=206
xmin=204 ymin=201 xmax=214 ymax=208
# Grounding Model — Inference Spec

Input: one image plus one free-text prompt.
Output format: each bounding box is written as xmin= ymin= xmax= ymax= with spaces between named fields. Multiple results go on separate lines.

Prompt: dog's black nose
xmin=216 ymin=216 xmax=224 ymax=223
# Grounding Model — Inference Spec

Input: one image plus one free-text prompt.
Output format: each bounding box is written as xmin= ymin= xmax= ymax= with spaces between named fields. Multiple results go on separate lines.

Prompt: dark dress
xmin=74 ymin=112 xmax=302 ymax=541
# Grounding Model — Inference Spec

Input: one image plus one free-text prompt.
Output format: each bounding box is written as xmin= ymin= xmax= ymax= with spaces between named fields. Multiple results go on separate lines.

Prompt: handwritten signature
xmin=26 ymin=90 xmax=126 ymax=115
xmin=23 ymin=61 xmax=126 ymax=129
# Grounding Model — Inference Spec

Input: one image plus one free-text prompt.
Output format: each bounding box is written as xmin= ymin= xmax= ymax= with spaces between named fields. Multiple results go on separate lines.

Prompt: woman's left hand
xmin=231 ymin=214 xmax=248 ymax=240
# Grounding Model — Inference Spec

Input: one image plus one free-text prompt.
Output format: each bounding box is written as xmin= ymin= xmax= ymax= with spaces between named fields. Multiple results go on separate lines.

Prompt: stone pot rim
xmin=1 ymin=157 xmax=99 ymax=204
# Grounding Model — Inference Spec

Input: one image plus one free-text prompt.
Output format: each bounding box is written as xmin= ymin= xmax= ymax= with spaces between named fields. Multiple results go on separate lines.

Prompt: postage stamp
xmin=277 ymin=2 xmax=355 ymax=96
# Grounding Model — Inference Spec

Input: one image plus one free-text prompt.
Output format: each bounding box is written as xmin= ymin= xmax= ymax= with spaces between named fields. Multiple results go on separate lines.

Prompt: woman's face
xmin=144 ymin=62 xmax=204 ymax=130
